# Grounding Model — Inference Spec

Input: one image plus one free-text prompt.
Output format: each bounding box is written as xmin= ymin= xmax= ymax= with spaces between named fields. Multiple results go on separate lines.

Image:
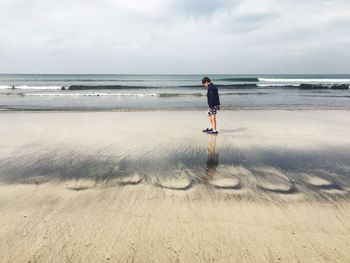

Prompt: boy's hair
xmin=202 ymin=76 xmax=211 ymax=84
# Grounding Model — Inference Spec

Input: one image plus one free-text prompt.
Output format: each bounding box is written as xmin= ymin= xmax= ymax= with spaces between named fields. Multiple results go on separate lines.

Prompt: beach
xmin=1 ymin=110 xmax=350 ymax=262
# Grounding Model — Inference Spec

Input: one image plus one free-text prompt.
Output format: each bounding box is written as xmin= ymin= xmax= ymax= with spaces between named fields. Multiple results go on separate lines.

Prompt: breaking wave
xmin=0 ymin=85 xmax=63 ymax=90
xmin=216 ymin=77 xmax=259 ymax=82
xmin=259 ymin=78 xmax=350 ymax=84
xmin=23 ymin=93 xmax=158 ymax=97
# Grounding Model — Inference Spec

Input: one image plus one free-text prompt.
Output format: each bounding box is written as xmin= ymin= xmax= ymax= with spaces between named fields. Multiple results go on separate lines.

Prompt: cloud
xmin=0 ymin=0 xmax=349 ymax=73
xmin=170 ymin=0 xmax=238 ymax=16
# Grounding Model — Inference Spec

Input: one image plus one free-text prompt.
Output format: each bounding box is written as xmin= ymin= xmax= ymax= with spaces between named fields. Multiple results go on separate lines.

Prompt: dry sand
xmin=0 ymin=110 xmax=350 ymax=262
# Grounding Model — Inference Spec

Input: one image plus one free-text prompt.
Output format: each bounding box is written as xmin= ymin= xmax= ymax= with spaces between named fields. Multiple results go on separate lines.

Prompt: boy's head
xmin=202 ymin=76 xmax=211 ymax=88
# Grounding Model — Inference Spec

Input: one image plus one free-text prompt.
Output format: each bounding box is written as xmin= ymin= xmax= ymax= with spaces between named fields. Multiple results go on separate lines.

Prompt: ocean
xmin=1 ymin=74 xmax=350 ymax=110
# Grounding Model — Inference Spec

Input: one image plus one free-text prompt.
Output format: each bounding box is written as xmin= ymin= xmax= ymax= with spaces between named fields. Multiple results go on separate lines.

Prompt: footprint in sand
xmin=156 ymin=168 xmax=193 ymax=190
xmin=66 ymin=179 xmax=96 ymax=191
xmin=210 ymin=177 xmax=240 ymax=189
xmin=208 ymin=166 xmax=241 ymax=189
xmin=252 ymin=167 xmax=295 ymax=194
xmin=107 ymin=172 xmax=143 ymax=187
xmin=21 ymin=175 xmax=50 ymax=185
xmin=299 ymin=173 xmax=342 ymax=190
xmin=116 ymin=173 xmax=143 ymax=185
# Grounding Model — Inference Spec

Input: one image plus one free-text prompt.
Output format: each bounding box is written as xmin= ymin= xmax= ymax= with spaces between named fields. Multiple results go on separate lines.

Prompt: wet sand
xmin=0 ymin=110 xmax=350 ymax=262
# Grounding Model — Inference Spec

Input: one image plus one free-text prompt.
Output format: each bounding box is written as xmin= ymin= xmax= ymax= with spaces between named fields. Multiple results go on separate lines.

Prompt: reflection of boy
xmin=205 ymin=135 xmax=219 ymax=179
xmin=202 ymin=76 xmax=220 ymax=134
xmin=206 ymin=135 xmax=219 ymax=166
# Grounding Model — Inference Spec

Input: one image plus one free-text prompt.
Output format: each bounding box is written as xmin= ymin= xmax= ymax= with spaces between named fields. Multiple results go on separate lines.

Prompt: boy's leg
xmin=208 ymin=114 xmax=213 ymax=129
xmin=211 ymin=115 xmax=217 ymax=131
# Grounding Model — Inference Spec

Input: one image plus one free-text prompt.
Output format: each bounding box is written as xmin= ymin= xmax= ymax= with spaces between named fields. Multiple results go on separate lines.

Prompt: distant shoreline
xmin=2 ymin=107 xmax=350 ymax=112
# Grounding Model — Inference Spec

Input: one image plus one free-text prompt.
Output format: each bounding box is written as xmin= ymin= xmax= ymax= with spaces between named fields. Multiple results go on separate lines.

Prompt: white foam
xmin=23 ymin=93 xmax=158 ymax=97
xmin=257 ymin=84 xmax=300 ymax=87
xmin=15 ymin=85 xmax=63 ymax=90
xmin=259 ymin=78 xmax=350 ymax=84
xmin=0 ymin=85 xmax=12 ymax=89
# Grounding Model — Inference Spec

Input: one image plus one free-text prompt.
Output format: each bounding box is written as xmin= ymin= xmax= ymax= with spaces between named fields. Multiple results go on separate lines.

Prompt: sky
xmin=0 ymin=0 xmax=349 ymax=74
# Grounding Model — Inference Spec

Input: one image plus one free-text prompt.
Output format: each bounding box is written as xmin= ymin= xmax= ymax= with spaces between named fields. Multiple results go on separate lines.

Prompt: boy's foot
xmin=208 ymin=130 xmax=218 ymax=135
xmin=202 ymin=128 xmax=213 ymax=133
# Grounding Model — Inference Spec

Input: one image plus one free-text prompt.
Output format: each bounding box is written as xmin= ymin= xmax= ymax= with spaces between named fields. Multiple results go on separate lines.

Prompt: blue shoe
xmin=202 ymin=128 xmax=212 ymax=133
xmin=208 ymin=130 xmax=218 ymax=135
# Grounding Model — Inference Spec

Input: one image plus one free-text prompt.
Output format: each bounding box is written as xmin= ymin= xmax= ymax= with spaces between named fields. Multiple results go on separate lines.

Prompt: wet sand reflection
xmin=0 ymin=140 xmax=350 ymax=201
xmin=204 ymin=134 xmax=219 ymax=183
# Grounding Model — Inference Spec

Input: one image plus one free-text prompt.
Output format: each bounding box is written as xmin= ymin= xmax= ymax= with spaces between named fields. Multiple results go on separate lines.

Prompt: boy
xmin=202 ymin=76 xmax=220 ymax=134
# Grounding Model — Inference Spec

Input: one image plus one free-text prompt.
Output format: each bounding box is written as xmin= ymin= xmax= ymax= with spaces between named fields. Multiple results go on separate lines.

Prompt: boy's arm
xmin=216 ymin=88 xmax=220 ymax=106
xmin=208 ymin=89 xmax=215 ymax=108
xmin=208 ymin=87 xmax=220 ymax=108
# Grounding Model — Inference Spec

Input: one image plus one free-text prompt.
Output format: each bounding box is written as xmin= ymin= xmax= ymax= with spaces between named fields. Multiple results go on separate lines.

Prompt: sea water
xmin=1 ymin=74 xmax=350 ymax=110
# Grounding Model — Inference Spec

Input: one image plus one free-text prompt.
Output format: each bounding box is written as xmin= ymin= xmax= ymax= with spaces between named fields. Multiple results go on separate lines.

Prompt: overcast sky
xmin=0 ymin=0 xmax=349 ymax=74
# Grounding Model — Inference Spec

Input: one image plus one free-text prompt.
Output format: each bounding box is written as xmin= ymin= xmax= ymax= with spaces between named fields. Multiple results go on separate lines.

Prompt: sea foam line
xmin=0 ymin=85 xmax=63 ymax=90
xmin=259 ymin=78 xmax=350 ymax=83
xmin=23 ymin=93 xmax=158 ymax=97
xmin=0 ymin=85 xmax=12 ymax=90
xmin=257 ymin=84 xmax=300 ymax=87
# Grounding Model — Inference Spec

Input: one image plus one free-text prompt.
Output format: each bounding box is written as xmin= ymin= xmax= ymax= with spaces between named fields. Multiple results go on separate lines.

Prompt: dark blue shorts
xmin=208 ymin=105 xmax=220 ymax=115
